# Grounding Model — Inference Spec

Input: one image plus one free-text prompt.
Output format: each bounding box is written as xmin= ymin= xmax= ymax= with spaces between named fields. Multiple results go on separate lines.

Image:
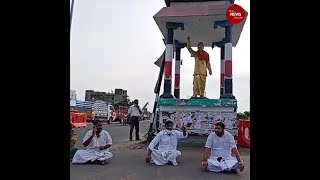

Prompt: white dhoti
xmin=72 ymin=149 xmax=113 ymax=164
xmin=204 ymin=157 xmax=238 ymax=172
xmin=150 ymin=149 xmax=181 ymax=166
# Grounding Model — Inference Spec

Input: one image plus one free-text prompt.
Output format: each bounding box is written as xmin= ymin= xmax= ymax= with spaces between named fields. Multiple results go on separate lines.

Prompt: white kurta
xmin=148 ymin=130 xmax=188 ymax=166
xmin=72 ymin=130 xmax=113 ymax=164
xmin=204 ymin=131 xmax=239 ymax=172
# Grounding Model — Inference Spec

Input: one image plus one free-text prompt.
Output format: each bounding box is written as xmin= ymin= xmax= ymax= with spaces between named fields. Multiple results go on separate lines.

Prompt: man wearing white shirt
xmin=202 ymin=121 xmax=245 ymax=173
xmin=128 ymin=99 xmax=142 ymax=141
xmin=145 ymin=120 xmax=188 ymax=166
xmin=72 ymin=120 xmax=113 ymax=165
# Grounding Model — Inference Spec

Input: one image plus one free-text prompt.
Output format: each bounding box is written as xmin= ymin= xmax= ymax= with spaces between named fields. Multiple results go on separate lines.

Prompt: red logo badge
xmin=226 ymin=4 xmax=246 ymax=24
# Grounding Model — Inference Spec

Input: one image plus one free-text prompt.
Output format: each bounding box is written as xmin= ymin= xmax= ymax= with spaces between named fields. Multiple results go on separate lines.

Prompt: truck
xmin=113 ymin=105 xmax=128 ymax=124
xmin=75 ymin=100 xmax=94 ymax=121
xmin=91 ymin=100 xmax=115 ymax=124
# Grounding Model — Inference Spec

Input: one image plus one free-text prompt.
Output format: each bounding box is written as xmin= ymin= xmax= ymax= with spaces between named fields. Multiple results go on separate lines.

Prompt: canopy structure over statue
xmin=154 ymin=0 xmax=247 ymax=47
xmin=149 ymin=1 xmax=248 ymax=143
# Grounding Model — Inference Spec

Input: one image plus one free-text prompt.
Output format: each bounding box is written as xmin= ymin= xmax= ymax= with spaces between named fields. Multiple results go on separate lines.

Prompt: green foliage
xmin=237 ymin=111 xmax=250 ymax=120
xmin=143 ymin=126 xmax=156 ymax=142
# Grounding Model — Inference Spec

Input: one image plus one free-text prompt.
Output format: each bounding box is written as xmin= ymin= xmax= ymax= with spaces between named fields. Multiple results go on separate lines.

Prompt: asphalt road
xmin=71 ymin=120 xmax=250 ymax=180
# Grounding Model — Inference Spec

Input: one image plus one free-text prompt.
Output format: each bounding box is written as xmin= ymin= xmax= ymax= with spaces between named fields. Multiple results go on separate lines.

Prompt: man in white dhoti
xmin=202 ymin=121 xmax=244 ymax=173
xmin=72 ymin=120 xmax=113 ymax=165
xmin=145 ymin=120 xmax=188 ymax=166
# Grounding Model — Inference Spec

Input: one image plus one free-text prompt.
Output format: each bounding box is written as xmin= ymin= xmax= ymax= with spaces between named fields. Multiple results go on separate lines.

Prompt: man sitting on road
xmin=202 ymin=121 xmax=245 ymax=173
xmin=72 ymin=120 xmax=113 ymax=165
xmin=145 ymin=120 xmax=188 ymax=166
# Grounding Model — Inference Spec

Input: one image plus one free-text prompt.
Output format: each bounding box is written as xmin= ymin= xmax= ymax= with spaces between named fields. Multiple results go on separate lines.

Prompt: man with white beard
xmin=145 ymin=120 xmax=188 ymax=166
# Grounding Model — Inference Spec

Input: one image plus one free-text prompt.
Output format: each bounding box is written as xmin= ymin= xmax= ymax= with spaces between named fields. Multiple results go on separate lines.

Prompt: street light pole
xmin=70 ymin=0 xmax=75 ymax=36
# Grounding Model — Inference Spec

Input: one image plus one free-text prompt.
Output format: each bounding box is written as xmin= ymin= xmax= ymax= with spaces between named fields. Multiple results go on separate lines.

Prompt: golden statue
xmin=186 ymin=36 xmax=212 ymax=98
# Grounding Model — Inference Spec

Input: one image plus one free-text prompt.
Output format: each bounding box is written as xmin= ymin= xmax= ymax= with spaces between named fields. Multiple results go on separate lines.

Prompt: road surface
xmin=71 ymin=120 xmax=250 ymax=180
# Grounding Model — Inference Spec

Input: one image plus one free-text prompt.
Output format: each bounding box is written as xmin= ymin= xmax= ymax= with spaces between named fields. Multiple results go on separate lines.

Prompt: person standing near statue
xmin=128 ymin=99 xmax=142 ymax=141
xmin=186 ymin=36 xmax=212 ymax=98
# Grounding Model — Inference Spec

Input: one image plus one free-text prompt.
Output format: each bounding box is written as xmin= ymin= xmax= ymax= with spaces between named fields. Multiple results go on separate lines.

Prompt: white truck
xmin=91 ymin=100 xmax=115 ymax=124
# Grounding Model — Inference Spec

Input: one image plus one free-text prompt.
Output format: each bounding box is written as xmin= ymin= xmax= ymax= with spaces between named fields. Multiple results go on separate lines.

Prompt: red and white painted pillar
xmin=160 ymin=28 xmax=174 ymax=98
xmin=224 ymin=41 xmax=233 ymax=95
xmin=214 ymin=20 xmax=235 ymax=99
xmin=220 ymin=46 xmax=225 ymax=96
xmin=160 ymin=22 xmax=184 ymax=99
xmin=174 ymin=47 xmax=181 ymax=99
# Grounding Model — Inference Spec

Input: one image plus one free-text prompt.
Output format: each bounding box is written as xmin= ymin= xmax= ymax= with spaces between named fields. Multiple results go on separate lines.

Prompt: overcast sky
xmin=70 ymin=0 xmax=250 ymax=112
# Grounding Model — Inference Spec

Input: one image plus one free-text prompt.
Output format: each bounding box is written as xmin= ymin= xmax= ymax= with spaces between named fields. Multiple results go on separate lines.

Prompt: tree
xmin=237 ymin=112 xmax=248 ymax=120
xmin=95 ymin=94 xmax=112 ymax=103
xmin=237 ymin=110 xmax=250 ymax=120
xmin=243 ymin=111 xmax=250 ymax=117
xmin=114 ymin=98 xmax=133 ymax=107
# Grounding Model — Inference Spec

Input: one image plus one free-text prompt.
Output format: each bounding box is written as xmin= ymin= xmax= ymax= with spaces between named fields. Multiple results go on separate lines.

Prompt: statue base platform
xmin=156 ymin=97 xmax=238 ymax=136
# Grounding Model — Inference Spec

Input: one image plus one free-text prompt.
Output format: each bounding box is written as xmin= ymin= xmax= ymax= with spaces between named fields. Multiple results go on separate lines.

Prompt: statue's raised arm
xmin=187 ymin=36 xmax=196 ymax=57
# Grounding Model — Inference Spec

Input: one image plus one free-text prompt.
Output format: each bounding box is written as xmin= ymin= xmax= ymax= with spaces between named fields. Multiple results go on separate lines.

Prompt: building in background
xmin=114 ymin=89 xmax=128 ymax=104
xmin=85 ymin=90 xmax=108 ymax=101
xmin=70 ymin=90 xmax=77 ymax=111
xmin=70 ymin=90 xmax=77 ymax=100
xmin=85 ymin=89 xmax=128 ymax=104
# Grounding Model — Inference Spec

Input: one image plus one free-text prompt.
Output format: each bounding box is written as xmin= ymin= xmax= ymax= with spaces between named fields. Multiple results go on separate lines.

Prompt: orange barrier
xmin=70 ymin=112 xmax=76 ymax=124
xmin=70 ymin=113 xmax=87 ymax=128
xmin=237 ymin=119 xmax=250 ymax=148
xmin=77 ymin=110 xmax=92 ymax=120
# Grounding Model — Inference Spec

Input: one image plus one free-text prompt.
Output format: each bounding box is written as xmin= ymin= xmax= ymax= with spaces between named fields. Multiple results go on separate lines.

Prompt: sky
xmin=70 ymin=0 xmax=250 ymax=113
